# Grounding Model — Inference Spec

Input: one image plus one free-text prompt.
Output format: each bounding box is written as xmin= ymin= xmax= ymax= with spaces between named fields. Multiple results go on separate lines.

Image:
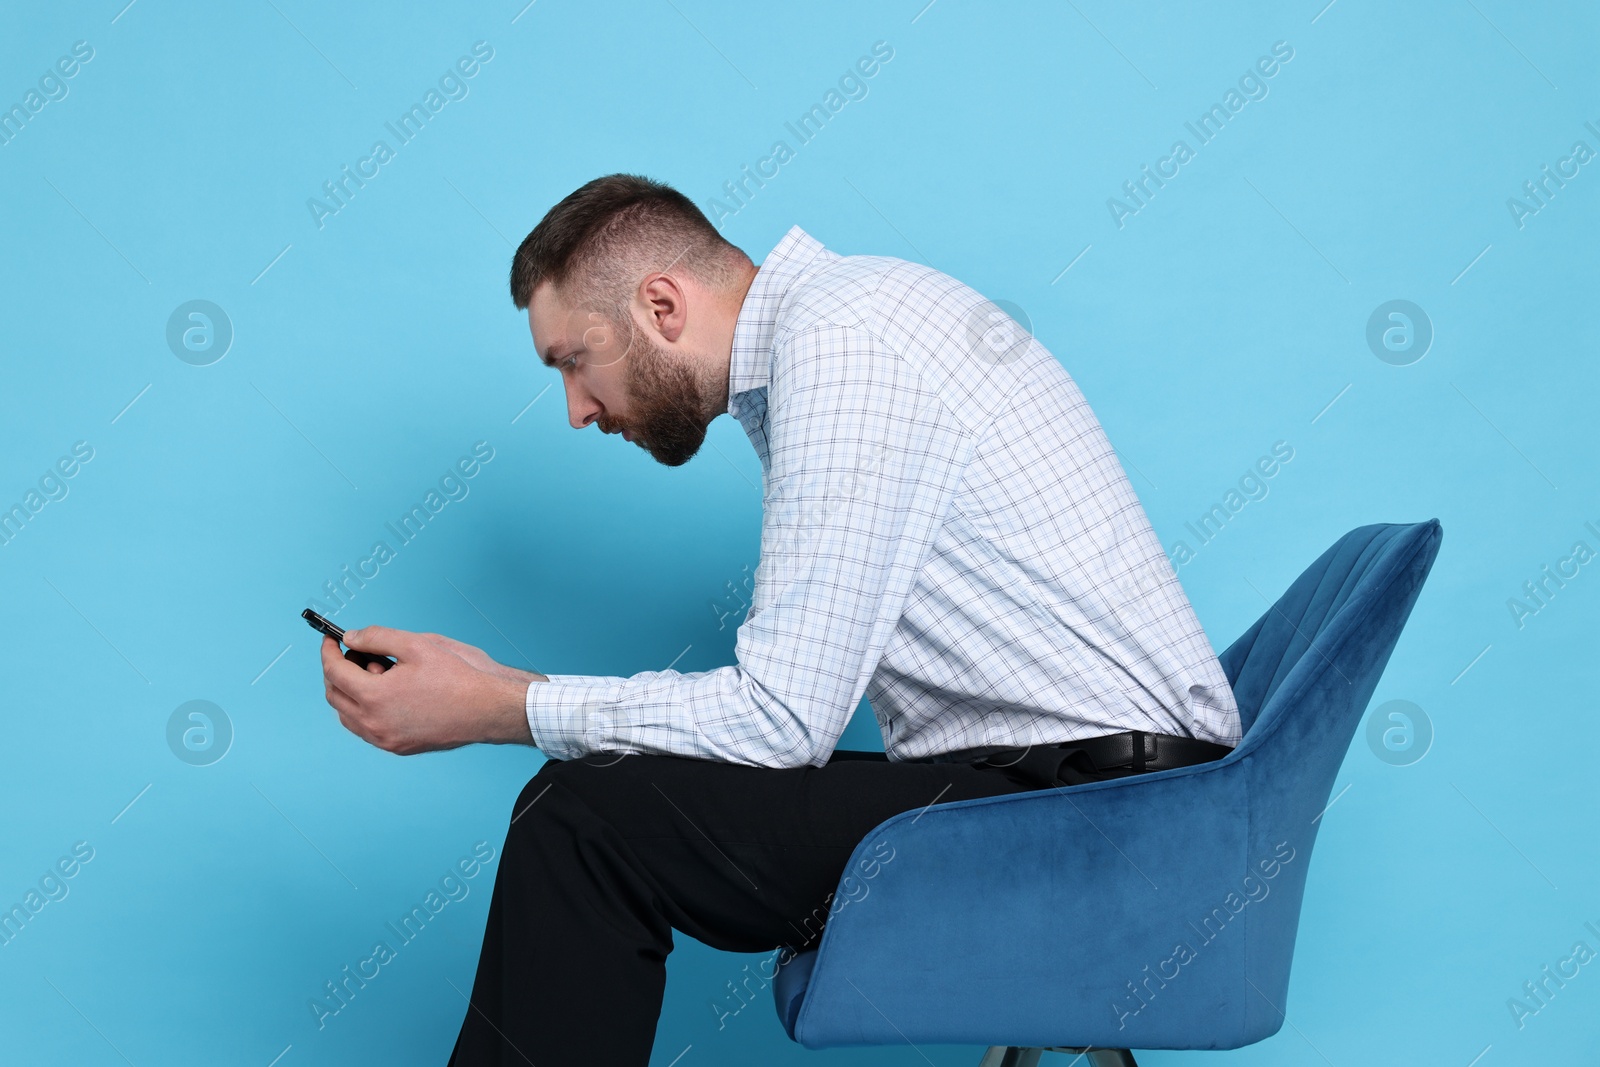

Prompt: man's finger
xmin=326 ymin=695 xmax=370 ymax=744
xmin=341 ymin=624 xmax=414 ymax=658
xmin=321 ymin=635 xmax=376 ymax=694
xmin=324 ymin=681 xmax=358 ymax=717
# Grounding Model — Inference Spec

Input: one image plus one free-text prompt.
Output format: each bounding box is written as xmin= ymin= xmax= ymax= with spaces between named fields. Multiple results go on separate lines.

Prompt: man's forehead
xmin=528 ymin=282 xmax=567 ymax=331
xmin=528 ymin=283 xmax=574 ymax=365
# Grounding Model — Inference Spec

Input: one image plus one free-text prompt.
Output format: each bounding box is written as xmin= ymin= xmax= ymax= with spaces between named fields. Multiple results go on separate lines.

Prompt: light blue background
xmin=1 ymin=1 xmax=1595 ymax=1063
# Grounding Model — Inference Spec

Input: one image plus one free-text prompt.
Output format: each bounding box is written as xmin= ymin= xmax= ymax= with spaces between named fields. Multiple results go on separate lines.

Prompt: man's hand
xmin=414 ymin=632 xmax=548 ymax=686
xmin=320 ymin=626 xmax=542 ymax=754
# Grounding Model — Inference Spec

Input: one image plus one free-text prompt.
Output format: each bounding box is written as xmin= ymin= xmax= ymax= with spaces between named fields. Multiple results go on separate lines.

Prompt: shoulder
xmin=772 ymin=253 xmax=1049 ymax=436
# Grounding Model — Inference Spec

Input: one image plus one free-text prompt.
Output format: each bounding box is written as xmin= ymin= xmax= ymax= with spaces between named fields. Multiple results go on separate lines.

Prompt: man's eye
xmin=563 ymin=354 xmax=579 ymax=370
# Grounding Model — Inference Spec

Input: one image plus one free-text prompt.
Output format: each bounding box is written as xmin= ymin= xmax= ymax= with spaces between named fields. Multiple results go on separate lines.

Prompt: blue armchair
xmin=772 ymin=520 xmax=1444 ymax=1064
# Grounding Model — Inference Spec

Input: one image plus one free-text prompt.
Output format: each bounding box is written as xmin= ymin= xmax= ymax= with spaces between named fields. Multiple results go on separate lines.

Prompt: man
xmin=319 ymin=174 xmax=1241 ymax=1064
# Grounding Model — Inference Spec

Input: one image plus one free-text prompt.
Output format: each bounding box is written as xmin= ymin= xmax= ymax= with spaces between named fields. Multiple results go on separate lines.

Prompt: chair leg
xmin=978 ymin=1049 xmax=1043 ymax=1067
xmin=1050 ymin=1048 xmax=1140 ymax=1067
xmin=980 ymin=1046 xmax=1138 ymax=1066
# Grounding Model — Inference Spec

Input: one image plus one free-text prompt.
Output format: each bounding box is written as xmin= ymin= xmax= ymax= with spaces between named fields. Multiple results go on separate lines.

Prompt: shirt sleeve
xmin=525 ymin=322 xmax=973 ymax=768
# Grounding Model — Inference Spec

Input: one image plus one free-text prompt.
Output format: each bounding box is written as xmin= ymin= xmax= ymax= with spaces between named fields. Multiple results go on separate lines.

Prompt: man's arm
xmin=523 ymin=323 xmax=971 ymax=768
xmin=322 ymin=326 xmax=968 ymax=766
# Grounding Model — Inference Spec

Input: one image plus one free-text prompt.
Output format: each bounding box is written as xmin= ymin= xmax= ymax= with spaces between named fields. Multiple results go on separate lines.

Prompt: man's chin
xmin=646 ymin=446 xmax=698 ymax=468
xmin=641 ymin=431 xmax=706 ymax=467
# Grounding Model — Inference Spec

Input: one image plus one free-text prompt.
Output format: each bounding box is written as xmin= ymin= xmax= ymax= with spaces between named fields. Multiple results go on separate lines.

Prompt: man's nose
xmin=564 ymin=377 xmax=600 ymax=430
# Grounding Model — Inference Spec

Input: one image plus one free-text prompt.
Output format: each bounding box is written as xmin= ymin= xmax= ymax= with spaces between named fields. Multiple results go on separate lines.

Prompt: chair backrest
xmin=1220 ymin=520 xmax=1441 ymax=742
xmin=1218 ymin=520 xmax=1442 ymax=1034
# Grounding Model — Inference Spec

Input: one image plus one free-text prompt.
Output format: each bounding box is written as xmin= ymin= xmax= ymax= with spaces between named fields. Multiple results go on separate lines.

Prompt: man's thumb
xmin=343 ymin=625 xmax=405 ymax=656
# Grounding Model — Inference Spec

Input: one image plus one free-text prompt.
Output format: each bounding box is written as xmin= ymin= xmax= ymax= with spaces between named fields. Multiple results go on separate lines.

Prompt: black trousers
xmin=445 ymin=748 xmax=1062 ymax=1065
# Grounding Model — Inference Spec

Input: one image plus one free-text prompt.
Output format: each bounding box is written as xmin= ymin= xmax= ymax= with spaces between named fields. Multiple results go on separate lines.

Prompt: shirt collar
xmin=727 ymin=225 xmax=830 ymax=413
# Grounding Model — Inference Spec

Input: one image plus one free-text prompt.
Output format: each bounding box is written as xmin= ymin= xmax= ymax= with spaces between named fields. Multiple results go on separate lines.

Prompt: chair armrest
xmin=787 ymin=757 xmax=1294 ymax=1050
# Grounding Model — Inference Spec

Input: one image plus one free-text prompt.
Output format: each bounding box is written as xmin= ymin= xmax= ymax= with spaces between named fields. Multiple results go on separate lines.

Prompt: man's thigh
xmin=518 ymin=749 xmax=1033 ymax=955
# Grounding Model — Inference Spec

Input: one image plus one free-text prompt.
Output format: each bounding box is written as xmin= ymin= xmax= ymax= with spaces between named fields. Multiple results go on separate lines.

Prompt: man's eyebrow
xmin=539 ymin=343 xmax=562 ymax=368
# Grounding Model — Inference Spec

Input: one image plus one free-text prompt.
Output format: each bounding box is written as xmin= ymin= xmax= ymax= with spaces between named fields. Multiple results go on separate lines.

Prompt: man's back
xmin=730 ymin=226 xmax=1241 ymax=760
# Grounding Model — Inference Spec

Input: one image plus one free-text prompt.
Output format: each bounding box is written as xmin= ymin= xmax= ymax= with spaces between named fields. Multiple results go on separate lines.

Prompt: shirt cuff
xmin=524 ymin=674 xmax=624 ymax=761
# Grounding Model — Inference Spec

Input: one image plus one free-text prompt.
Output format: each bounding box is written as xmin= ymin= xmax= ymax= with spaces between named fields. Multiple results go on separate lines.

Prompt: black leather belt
xmin=961 ymin=729 xmax=1235 ymax=788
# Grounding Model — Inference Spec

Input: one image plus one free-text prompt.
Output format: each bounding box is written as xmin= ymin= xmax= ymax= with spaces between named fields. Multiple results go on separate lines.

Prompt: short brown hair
xmin=508 ymin=173 xmax=751 ymax=318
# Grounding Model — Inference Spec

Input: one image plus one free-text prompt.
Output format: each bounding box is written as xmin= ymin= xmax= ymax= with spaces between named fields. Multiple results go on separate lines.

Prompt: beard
xmin=610 ymin=329 xmax=713 ymax=467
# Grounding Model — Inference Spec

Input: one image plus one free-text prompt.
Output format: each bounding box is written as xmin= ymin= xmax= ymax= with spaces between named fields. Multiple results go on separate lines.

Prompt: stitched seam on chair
xmin=1242 ymin=759 xmax=1255 ymax=1035
xmin=1225 ymin=524 xmax=1437 ymax=764
xmin=1235 ymin=523 xmax=1437 ymax=1035
xmin=1272 ymin=529 xmax=1387 ymax=696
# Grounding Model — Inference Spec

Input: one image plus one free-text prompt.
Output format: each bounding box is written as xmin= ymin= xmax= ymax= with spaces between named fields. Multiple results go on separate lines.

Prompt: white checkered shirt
xmin=525 ymin=225 xmax=1241 ymax=767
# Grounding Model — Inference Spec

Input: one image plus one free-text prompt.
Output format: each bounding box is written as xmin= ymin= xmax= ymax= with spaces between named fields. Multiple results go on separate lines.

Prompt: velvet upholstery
xmin=772 ymin=520 xmax=1443 ymax=1051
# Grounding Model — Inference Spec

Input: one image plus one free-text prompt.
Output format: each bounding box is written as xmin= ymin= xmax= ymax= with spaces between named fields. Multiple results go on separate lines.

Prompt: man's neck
xmin=709 ymin=262 xmax=761 ymax=415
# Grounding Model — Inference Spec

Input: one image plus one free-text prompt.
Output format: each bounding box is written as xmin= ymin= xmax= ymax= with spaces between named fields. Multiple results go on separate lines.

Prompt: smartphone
xmin=302 ymin=608 xmax=395 ymax=671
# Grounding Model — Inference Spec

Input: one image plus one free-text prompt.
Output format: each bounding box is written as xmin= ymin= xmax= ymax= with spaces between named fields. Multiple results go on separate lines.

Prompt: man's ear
xmin=638 ymin=273 xmax=688 ymax=344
